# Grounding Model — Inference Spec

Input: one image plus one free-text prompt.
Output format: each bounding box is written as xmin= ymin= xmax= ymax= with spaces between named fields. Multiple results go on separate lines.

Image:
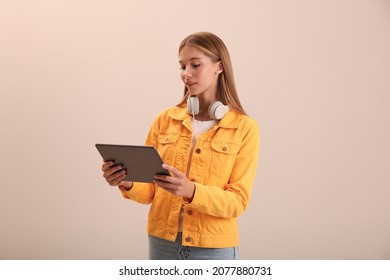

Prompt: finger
xmin=103 ymin=164 xmax=123 ymax=178
xmin=153 ymin=178 xmax=175 ymax=189
xmin=108 ymin=170 xmax=126 ymax=185
xmin=102 ymin=161 xmax=114 ymax=172
xmin=111 ymin=174 xmax=127 ymax=186
xmin=153 ymin=174 xmax=178 ymax=184
xmin=162 ymin=164 xmax=183 ymax=178
xmin=110 ymin=169 xmax=126 ymax=181
xmin=156 ymin=181 xmax=176 ymax=192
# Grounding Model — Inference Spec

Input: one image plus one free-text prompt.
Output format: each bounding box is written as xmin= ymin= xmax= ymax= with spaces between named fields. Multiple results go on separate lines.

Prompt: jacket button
xmin=195 ymin=148 xmax=201 ymax=153
xmin=187 ymin=210 xmax=193 ymax=215
xmin=222 ymin=146 xmax=227 ymax=151
xmin=185 ymin=237 xmax=191 ymax=242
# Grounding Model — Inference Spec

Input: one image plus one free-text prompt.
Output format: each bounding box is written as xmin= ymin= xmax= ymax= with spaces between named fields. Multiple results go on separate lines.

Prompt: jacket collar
xmin=167 ymin=105 xmax=239 ymax=129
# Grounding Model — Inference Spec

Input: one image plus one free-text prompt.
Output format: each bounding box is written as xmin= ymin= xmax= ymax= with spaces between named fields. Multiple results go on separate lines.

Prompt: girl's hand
xmin=101 ymin=161 xmax=133 ymax=188
xmin=153 ymin=164 xmax=195 ymax=200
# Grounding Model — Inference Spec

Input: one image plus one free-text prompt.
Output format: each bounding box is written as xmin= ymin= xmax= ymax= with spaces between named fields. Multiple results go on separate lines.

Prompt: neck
xmin=196 ymin=93 xmax=218 ymax=120
xmin=195 ymin=99 xmax=215 ymax=121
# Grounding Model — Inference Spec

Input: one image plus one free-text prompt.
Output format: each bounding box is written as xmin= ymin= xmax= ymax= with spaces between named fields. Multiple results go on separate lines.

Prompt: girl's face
xmin=179 ymin=45 xmax=222 ymax=100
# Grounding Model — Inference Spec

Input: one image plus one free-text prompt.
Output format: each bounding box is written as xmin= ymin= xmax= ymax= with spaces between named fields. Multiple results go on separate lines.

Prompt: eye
xmin=179 ymin=64 xmax=200 ymax=70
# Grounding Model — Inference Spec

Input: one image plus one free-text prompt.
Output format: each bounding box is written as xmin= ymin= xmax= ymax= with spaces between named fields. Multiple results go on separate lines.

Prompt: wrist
xmin=184 ymin=182 xmax=196 ymax=203
xmin=119 ymin=182 xmax=133 ymax=191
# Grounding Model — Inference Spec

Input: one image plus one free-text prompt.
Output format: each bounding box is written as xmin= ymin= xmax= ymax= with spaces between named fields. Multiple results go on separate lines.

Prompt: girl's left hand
xmin=153 ymin=164 xmax=195 ymax=200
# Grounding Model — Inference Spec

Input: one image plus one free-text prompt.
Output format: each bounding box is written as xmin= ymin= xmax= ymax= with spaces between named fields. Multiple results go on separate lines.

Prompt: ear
xmin=215 ymin=61 xmax=223 ymax=74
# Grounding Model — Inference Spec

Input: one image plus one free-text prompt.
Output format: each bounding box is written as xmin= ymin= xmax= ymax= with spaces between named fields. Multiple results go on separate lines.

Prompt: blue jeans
xmin=148 ymin=233 xmax=239 ymax=260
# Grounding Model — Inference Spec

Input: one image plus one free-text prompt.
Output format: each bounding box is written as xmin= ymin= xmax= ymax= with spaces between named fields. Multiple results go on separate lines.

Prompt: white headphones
xmin=187 ymin=96 xmax=229 ymax=120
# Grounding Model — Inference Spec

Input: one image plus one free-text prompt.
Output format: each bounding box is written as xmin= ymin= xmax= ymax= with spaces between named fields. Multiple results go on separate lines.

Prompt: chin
xmin=187 ymin=90 xmax=199 ymax=96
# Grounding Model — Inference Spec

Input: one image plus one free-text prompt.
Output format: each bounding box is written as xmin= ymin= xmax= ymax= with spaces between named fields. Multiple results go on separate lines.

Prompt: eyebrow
xmin=178 ymin=57 xmax=202 ymax=63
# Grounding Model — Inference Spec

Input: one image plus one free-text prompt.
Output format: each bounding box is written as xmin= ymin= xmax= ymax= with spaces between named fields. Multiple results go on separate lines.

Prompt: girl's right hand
xmin=101 ymin=161 xmax=129 ymax=187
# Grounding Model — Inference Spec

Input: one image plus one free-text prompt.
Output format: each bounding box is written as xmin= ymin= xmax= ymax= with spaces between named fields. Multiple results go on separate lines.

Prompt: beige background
xmin=1 ymin=0 xmax=389 ymax=260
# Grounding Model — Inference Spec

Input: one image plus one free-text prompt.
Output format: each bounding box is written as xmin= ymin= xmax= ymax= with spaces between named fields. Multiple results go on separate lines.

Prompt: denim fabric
xmin=119 ymin=106 xmax=260 ymax=248
xmin=148 ymin=233 xmax=239 ymax=260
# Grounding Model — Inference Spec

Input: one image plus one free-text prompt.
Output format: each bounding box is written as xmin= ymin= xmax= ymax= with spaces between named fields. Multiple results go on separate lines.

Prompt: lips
xmin=186 ymin=81 xmax=197 ymax=87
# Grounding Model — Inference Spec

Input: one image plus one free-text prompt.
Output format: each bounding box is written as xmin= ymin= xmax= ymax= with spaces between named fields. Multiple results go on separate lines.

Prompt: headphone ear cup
xmin=187 ymin=96 xmax=199 ymax=115
xmin=208 ymin=101 xmax=229 ymax=120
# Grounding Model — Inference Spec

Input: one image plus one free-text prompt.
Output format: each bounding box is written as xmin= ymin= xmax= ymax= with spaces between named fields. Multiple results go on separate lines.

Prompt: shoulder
xmin=222 ymin=110 xmax=259 ymax=130
xmin=232 ymin=112 xmax=260 ymax=141
xmin=149 ymin=106 xmax=188 ymax=132
xmin=238 ymin=113 xmax=259 ymax=128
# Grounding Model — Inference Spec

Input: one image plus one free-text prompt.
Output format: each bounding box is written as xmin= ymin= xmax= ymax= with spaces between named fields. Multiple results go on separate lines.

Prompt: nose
xmin=183 ymin=68 xmax=193 ymax=78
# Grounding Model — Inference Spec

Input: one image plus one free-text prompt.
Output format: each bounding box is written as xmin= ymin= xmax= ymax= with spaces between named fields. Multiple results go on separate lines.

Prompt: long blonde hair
xmin=177 ymin=32 xmax=246 ymax=115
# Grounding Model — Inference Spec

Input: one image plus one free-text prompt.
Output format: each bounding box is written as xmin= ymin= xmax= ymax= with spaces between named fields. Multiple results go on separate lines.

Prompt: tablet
xmin=95 ymin=144 xmax=170 ymax=183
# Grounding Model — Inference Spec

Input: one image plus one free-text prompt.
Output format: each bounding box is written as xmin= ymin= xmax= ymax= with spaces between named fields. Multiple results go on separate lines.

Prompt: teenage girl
xmin=101 ymin=32 xmax=260 ymax=260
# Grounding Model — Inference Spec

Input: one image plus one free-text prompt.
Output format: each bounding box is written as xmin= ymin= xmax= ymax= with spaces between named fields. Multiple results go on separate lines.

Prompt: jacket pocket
xmin=157 ymin=133 xmax=179 ymax=165
xmin=209 ymin=141 xmax=240 ymax=179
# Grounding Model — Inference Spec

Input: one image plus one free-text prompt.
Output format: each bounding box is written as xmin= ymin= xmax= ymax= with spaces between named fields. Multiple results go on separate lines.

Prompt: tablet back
xmin=95 ymin=144 xmax=169 ymax=183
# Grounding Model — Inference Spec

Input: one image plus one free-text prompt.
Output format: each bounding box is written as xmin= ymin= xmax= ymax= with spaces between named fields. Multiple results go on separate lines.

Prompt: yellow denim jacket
xmin=119 ymin=105 xmax=260 ymax=248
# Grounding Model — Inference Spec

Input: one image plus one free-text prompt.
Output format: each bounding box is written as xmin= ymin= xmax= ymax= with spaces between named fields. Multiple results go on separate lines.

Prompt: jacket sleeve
xmin=188 ymin=118 xmax=260 ymax=218
xmin=118 ymin=113 xmax=162 ymax=204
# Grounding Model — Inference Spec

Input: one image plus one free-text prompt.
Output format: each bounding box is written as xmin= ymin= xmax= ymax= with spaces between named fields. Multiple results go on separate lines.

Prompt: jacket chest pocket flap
xmin=209 ymin=141 xmax=240 ymax=179
xmin=157 ymin=134 xmax=179 ymax=164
